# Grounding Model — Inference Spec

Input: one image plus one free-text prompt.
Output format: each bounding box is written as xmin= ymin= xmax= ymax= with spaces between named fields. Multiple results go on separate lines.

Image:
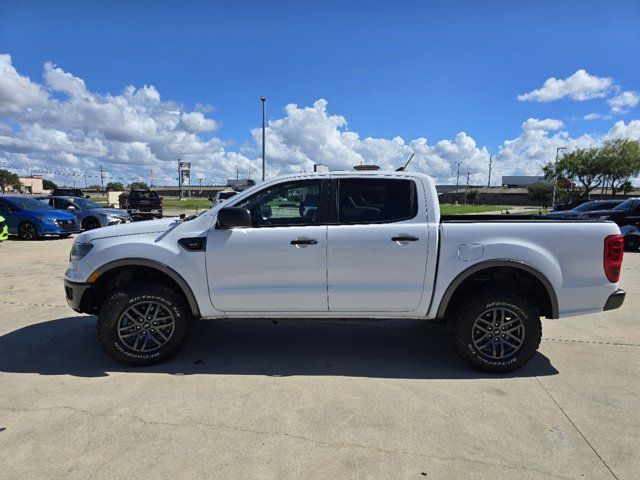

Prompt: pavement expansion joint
xmin=542 ymin=337 xmax=640 ymax=347
xmin=527 ymin=368 xmax=620 ymax=480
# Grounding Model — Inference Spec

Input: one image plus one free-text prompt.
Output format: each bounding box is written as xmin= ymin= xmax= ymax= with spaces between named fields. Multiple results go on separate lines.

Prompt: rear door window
xmin=337 ymin=178 xmax=418 ymax=224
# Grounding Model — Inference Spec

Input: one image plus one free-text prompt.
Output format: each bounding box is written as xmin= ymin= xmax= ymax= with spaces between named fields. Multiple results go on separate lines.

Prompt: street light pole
xmin=552 ymin=147 xmax=567 ymax=208
xmin=261 ymin=96 xmax=266 ymax=181
xmin=488 ymin=155 xmax=492 ymax=188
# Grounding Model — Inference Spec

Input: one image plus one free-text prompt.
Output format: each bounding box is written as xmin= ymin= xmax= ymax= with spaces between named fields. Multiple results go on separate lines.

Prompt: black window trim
xmin=333 ymin=177 xmax=419 ymax=225
xmin=227 ymin=178 xmax=330 ymax=229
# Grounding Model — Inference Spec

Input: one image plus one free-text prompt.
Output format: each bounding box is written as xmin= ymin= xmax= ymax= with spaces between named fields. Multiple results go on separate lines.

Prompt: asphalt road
xmin=0 ymin=236 xmax=638 ymax=480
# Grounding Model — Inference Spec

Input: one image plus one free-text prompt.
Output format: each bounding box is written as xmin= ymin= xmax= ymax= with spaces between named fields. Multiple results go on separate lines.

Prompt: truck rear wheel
xmin=97 ymin=283 xmax=192 ymax=366
xmin=449 ymin=288 xmax=542 ymax=373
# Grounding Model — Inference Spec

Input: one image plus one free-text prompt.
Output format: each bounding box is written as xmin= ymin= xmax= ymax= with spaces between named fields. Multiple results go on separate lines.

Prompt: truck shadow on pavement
xmin=0 ymin=316 xmax=558 ymax=379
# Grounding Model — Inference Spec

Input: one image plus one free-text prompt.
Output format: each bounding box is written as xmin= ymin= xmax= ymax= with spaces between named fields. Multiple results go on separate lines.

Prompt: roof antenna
xmin=396 ymin=153 xmax=415 ymax=172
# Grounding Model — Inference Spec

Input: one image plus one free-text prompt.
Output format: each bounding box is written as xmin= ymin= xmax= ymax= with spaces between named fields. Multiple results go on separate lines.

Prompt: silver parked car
xmin=37 ymin=196 xmax=132 ymax=230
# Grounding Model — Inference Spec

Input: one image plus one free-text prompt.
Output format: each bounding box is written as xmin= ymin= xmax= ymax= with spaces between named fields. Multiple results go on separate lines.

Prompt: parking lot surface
xmin=1 ymin=237 xmax=638 ymax=480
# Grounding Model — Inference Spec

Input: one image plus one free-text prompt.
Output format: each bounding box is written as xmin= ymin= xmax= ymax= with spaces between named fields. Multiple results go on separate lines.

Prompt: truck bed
xmin=440 ymin=214 xmax=607 ymax=223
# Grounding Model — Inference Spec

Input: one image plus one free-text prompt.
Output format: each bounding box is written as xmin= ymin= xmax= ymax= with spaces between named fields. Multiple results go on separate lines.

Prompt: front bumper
xmin=40 ymin=219 xmax=80 ymax=236
xmin=64 ymin=279 xmax=92 ymax=313
xmin=603 ymin=288 xmax=626 ymax=311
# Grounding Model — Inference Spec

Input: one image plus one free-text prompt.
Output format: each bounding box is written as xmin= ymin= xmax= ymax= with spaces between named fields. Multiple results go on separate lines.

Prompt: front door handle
xmin=291 ymin=239 xmax=318 ymax=245
xmin=391 ymin=235 xmax=419 ymax=242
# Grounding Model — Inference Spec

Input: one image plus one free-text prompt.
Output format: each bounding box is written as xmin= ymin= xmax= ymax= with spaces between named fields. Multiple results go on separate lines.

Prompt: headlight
xmin=70 ymin=242 xmax=93 ymax=260
xmin=38 ymin=216 xmax=58 ymax=223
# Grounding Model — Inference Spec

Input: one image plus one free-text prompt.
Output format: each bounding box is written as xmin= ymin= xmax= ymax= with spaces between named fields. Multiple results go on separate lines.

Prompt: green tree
xmin=0 ymin=169 xmax=21 ymax=194
xmin=465 ymin=189 xmax=479 ymax=205
xmin=128 ymin=181 xmax=149 ymax=190
xmin=43 ymin=179 xmax=58 ymax=190
xmin=87 ymin=184 xmax=102 ymax=190
xmin=599 ymin=139 xmax=640 ymax=196
xmin=619 ymin=180 xmax=634 ymax=197
xmin=527 ymin=182 xmax=554 ymax=208
xmin=106 ymin=182 xmax=125 ymax=191
xmin=543 ymin=147 xmax=603 ymax=199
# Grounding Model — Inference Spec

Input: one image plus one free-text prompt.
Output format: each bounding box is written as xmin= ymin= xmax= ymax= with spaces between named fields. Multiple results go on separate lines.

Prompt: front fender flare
xmin=91 ymin=258 xmax=201 ymax=317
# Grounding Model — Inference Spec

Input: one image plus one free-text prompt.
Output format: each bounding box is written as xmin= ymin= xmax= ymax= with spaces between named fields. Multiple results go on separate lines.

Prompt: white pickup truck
xmin=64 ymin=171 xmax=626 ymax=372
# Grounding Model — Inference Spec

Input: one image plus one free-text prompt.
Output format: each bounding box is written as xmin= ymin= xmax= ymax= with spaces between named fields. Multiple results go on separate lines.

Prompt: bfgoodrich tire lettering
xmin=97 ymin=284 xmax=192 ymax=366
xmin=450 ymin=288 xmax=542 ymax=373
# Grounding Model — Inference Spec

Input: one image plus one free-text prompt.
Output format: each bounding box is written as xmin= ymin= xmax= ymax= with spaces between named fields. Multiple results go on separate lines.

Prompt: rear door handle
xmin=291 ymin=239 xmax=318 ymax=245
xmin=391 ymin=235 xmax=419 ymax=242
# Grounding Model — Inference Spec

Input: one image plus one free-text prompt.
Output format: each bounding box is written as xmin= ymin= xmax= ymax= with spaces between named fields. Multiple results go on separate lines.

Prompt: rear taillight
xmin=604 ymin=235 xmax=624 ymax=282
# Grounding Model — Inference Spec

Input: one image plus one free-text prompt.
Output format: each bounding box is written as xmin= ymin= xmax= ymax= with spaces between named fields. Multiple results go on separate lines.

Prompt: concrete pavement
xmin=0 ymin=237 xmax=638 ymax=479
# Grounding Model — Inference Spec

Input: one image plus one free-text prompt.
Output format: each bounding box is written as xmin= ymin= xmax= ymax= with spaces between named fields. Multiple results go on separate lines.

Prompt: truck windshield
xmin=131 ymin=191 xmax=158 ymax=199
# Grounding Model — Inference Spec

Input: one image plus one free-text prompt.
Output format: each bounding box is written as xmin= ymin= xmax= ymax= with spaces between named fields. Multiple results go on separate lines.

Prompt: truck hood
xmin=78 ymin=217 xmax=177 ymax=243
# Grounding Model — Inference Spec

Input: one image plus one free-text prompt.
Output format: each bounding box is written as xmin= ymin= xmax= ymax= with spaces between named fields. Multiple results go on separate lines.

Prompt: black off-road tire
xmin=97 ymin=283 xmax=193 ymax=366
xmin=624 ymin=236 xmax=640 ymax=252
xmin=449 ymin=288 xmax=542 ymax=373
xmin=83 ymin=216 xmax=101 ymax=230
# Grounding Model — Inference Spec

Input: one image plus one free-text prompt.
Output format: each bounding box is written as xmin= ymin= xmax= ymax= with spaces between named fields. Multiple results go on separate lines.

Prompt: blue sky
xmin=1 ymin=0 xmax=639 ymax=184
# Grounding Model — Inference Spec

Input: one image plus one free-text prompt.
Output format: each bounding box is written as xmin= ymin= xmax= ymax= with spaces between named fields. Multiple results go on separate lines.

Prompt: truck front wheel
xmin=97 ymin=283 xmax=192 ymax=366
xmin=449 ymin=288 xmax=542 ymax=373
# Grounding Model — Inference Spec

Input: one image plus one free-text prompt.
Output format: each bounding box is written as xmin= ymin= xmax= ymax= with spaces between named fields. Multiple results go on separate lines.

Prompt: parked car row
xmin=549 ymin=198 xmax=640 ymax=251
xmin=0 ymin=194 xmax=132 ymax=240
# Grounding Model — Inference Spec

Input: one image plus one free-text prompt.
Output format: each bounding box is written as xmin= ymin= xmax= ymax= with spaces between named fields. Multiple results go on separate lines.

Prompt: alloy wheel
xmin=471 ymin=307 xmax=525 ymax=359
xmin=19 ymin=223 xmax=36 ymax=240
xmin=117 ymin=301 xmax=176 ymax=353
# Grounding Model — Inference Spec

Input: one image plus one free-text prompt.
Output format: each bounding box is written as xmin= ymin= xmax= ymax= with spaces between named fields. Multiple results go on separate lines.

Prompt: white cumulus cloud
xmin=608 ymin=91 xmax=640 ymax=114
xmin=1 ymin=54 xmax=640 ymax=188
xmin=518 ymin=69 xmax=613 ymax=102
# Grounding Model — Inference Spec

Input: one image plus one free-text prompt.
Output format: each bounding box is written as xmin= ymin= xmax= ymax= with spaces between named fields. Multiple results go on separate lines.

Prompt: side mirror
xmin=217 ymin=207 xmax=252 ymax=229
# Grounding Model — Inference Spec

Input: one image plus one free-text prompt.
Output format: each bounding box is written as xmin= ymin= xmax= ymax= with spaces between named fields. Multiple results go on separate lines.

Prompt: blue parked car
xmin=36 ymin=196 xmax=132 ymax=230
xmin=0 ymin=195 xmax=79 ymax=240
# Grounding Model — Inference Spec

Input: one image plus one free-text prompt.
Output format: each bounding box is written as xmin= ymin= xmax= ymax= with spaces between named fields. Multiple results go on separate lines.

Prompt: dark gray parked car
xmin=36 ymin=196 xmax=132 ymax=230
xmin=546 ymin=200 xmax=625 ymax=218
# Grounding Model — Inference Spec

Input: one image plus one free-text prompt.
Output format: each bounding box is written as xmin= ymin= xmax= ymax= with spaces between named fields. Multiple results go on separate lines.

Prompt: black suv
xmin=580 ymin=197 xmax=640 ymax=226
xmin=51 ymin=188 xmax=87 ymax=198
xmin=119 ymin=189 xmax=163 ymax=219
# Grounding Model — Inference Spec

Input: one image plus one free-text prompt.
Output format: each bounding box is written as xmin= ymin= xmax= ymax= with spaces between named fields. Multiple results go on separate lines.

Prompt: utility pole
xmin=488 ymin=155 xmax=492 ymax=188
xmin=552 ymin=147 xmax=567 ymax=208
xmin=261 ymin=96 xmax=266 ymax=181
xmin=150 ymin=169 xmax=154 ymax=187
xmin=100 ymin=165 xmax=104 ymax=191
xmin=236 ymin=164 xmax=239 ymax=183
xmin=455 ymin=162 xmax=462 ymax=204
